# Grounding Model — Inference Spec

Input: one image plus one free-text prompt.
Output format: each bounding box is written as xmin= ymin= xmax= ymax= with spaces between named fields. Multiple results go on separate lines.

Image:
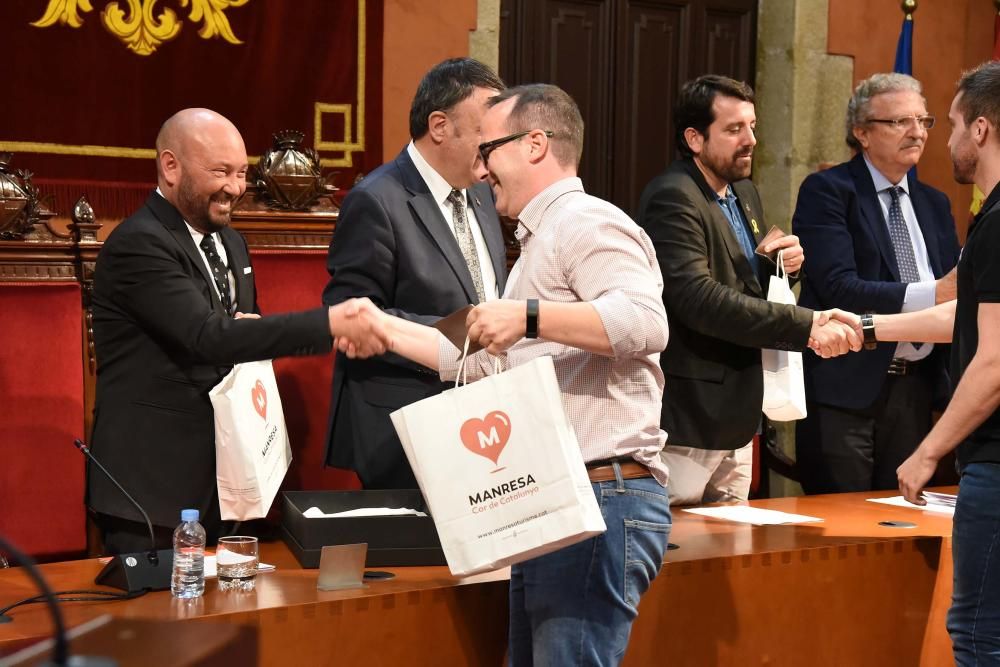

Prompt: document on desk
xmin=866 ymin=495 xmax=956 ymax=516
xmin=302 ymin=506 xmax=428 ymax=518
xmin=682 ymin=506 xmax=823 ymax=525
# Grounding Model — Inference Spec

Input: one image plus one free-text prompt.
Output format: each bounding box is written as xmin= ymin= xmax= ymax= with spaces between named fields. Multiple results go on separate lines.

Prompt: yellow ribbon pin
xmin=750 ymin=218 xmax=760 ymax=234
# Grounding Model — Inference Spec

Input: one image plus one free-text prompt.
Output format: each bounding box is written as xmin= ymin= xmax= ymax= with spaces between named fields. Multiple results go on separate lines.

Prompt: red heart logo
xmin=460 ymin=411 xmax=511 ymax=465
xmin=251 ymin=380 xmax=267 ymax=420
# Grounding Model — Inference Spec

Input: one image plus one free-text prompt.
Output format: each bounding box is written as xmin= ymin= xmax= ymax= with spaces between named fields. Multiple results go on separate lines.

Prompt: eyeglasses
xmin=478 ymin=130 xmax=554 ymax=167
xmin=866 ymin=115 xmax=936 ymax=130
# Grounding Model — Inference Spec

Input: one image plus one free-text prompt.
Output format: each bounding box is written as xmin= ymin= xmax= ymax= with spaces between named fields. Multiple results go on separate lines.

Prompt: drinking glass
xmin=216 ymin=536 xmax=258 ymax=592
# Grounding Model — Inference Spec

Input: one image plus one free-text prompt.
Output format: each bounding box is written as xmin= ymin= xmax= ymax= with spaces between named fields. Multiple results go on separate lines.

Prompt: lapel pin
xmin=750 ymin=218 xmax=760 ymax=234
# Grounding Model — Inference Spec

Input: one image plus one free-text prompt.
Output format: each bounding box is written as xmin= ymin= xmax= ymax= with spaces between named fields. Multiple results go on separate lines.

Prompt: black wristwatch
xmin=861 ymin=313 xmax=877 ymax=351
xmin=526 ymin=299 xmax=539 ymax=339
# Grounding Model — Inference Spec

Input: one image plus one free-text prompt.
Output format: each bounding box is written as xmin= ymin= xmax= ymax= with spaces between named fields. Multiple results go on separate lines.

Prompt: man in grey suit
xmin=323 ymin=58 xmax=508 ymax=489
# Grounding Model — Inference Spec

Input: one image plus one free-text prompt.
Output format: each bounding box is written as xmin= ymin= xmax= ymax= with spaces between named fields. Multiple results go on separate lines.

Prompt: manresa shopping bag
xmin=391 ymin=354 xmax=606 ymax=576
xmin=762 ymin=250 xmax=808 ymax=421
xmin=209 ymin=360 xmax=292 ymax=520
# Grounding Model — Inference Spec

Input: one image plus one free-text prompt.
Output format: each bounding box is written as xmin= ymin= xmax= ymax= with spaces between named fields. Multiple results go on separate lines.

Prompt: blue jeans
xmin=949 ymin=462 xmax=1000 ymax=666
xmin=508 ymin=465 xmax=671 ymax=666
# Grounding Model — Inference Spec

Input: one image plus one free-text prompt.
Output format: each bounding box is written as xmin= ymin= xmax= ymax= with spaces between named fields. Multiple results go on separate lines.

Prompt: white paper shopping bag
xmin=209 ymin=360 xmax=292 ymax=520
xmin=762 ymin=250 xmax=808 ymax=421
xmin=391 ymin=355 xmax=606 ymax=576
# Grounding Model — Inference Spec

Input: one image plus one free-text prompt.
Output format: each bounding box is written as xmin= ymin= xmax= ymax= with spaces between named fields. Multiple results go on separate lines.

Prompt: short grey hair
xmin=845 ymin=73 xmax=924 ymax=150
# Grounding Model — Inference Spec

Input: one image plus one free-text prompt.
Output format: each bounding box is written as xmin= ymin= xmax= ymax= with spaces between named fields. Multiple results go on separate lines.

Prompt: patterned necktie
xmin=886 ymin=187 xmax=921 ymax=283
xmin=199 ymin=234 xmax=233 ymax=315
xmin=447 ymin=189 xmax=485 ymax=303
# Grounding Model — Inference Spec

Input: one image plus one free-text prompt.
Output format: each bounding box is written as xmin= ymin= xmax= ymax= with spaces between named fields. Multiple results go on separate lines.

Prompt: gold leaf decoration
xmin=101 ymin=0 xmax=181 ymax=56
xmin=181 ymin=0 xmax=247 ymax=44
xmin=32 ymin=0 xmax=95 ymax=28
xmin=31 ymin=0 xmax=249 ymax=55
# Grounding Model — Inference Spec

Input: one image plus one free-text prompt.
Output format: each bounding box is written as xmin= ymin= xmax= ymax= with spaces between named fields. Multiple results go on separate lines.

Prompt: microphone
xmin=73 ymin=439 xmax=172 ymax=593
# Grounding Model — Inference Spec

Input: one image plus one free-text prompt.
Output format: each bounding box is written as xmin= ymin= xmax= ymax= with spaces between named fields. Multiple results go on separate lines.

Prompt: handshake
xmin=327 ymin=298 xmax=393 ymax=358
xmin=808 ymin=309 xmax=863 ymax=358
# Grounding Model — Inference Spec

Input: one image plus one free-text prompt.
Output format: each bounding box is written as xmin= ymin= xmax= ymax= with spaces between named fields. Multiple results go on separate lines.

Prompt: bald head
xmin=156 ymin=108 xmax=248 ymax=233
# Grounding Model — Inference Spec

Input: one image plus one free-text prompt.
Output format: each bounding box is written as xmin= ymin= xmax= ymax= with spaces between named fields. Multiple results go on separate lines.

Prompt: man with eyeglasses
xmin=792 ymin=72 xmax=960 ymax=495
xmin=370 ymin=83 xmax=672 ymax=665
xmin=636 ymin=75 xmax=861 ymax=507
xmin=322 ymin=58 xmax=508 ymax=490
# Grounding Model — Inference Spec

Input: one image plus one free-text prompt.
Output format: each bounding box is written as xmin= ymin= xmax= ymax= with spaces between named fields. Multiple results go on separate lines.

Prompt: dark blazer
xmin=793 ymin=153 xmax=960 ymax=409
xmin=88 ymin=192 xmax=332 ymax=528
xmin=322 ymin=148 xmax=507 ymax=488
xmin=637 ymin=158 xmax=813 ymax=451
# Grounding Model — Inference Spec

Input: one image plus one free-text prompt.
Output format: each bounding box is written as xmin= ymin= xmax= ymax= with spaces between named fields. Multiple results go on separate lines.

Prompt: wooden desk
xmin=0 ymin=490 xmax=956 ymax=666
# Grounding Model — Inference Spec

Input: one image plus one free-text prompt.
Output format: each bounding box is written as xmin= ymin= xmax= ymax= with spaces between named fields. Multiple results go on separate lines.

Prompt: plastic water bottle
xmin=171 ymin=508 xmax=206 ymax=598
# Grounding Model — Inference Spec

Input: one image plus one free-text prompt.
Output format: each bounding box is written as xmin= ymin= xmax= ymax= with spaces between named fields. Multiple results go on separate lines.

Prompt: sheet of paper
xmin=922 ymin=491 xmax=957 ymax=507
xmin=866 ymin=496 xmax=955 ymax=516
xmin=303 ymin=506 xmax=428 ymax=519
xmin=203 ymin=554 xmax=275 ymax=579
xmin=682 ymin=505 xmax=823 ymax=525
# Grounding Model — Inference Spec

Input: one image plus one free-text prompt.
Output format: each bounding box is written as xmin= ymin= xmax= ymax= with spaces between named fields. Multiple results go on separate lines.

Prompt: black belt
xmin=888 ymin=358 xmax=922 ymax=376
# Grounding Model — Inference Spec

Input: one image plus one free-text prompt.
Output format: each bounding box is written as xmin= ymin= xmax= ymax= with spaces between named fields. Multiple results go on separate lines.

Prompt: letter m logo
xmin=477 ymin=427 xmax=501 ymax=449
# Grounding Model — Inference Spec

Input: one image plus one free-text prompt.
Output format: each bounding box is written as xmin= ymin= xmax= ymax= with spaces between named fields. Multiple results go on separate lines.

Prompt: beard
xmin=176 ymin=173 xmax=235 ymax=233
xmin=701 ymin=146 xmax=753 ymax=184
xmin=951 ymin=144 xmax=977 ymax=185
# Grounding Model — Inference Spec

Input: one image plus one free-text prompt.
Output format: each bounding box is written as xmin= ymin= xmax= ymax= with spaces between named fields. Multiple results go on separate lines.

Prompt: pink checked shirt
xmin=438 ymin=177 xmax=670 ymax=486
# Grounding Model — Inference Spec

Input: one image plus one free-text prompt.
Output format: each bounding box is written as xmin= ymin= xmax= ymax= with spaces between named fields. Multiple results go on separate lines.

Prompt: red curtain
xmin=2 ymin=0 xmax=383 ymax=218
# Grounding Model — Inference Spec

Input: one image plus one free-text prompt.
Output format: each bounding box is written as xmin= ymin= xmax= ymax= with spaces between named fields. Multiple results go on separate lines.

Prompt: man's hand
xmin=466 ymin=299 xmax=528 ymax=355
xmin=808 ymin=309 xmax=862 ymax=358
xmin=897 ymin=447 xmax=939 ymax=505
xmin=764 ymin=234 xmax=805 ymax=275
xmin=935 ymin=266 xmax=958 ymax=304
xmin=328 ymin=298 xmax=390 ymax=359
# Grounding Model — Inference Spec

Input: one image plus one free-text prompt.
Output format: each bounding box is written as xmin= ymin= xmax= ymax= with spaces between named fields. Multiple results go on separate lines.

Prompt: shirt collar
xmin=517 ymin=177 xmax=584 ymax=235
xmin=715 ymin=185 xmax=737 ymax=204
xmin=863 ymin=153 xmax=910 ymax=196
xmin=407 ymin=141 xmax=464 ymax=206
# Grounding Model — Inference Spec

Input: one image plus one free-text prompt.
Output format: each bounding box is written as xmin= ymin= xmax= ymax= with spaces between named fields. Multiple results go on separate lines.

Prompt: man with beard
xmin=88 ymin=108 xmax=387 ymax=552
xmin=792 ymin=73 xmax=960 ymax=495
xmin=861 ymin=61 xmax=1000 ymax=665
xmin=637 ymin=75 xmax=860 ymax=505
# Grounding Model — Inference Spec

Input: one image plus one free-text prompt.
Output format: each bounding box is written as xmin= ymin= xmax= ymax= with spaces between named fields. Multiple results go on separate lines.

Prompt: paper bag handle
xmin=454 ymin=336 xmax=503 ymax=389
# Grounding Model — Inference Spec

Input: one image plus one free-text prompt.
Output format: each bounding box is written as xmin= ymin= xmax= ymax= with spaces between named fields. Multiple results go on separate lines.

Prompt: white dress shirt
xmin=863 ymin=156 xmax=934 ymax=361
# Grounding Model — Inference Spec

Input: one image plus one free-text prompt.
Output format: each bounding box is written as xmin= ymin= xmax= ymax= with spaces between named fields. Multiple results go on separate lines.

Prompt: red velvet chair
xmin=0 ymin=283 xmax=87 ymax=560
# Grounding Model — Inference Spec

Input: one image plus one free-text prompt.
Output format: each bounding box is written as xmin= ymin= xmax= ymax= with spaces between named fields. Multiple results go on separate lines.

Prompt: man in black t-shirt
xmin=865 ymin=62 xmax=1000 ymax=666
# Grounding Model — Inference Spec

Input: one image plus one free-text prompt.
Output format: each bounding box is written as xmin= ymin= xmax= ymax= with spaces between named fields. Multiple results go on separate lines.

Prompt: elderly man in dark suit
xmin=793 ymin=73 xmax=961 ymax=494
xmin=323 ymin=58 xmax=508 ymax=489
xmin=88 ymin=108 xmax=386 ymax=554
xmin=637 ymin=75 xmax=860 ymax=506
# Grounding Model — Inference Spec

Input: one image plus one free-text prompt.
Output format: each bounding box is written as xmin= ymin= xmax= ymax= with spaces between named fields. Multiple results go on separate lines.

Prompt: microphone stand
xmin=72 ymin=440 xmax=173 ymax=592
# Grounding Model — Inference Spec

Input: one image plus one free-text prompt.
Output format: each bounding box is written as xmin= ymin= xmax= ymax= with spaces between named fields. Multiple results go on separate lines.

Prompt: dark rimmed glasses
xmin=866 ymin=115 xmax=935 ymax=131
xmin=478 ymin=130 xmax=554 ymax=167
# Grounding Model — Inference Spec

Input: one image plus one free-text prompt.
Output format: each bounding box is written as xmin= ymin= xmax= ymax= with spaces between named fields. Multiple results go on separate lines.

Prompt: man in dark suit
xmin=323 ymin=58 xmax=508 ymax=489
xmin=88 ymin=108 xmax=385 ymax=553
xmin=637 ymin=75 xmax=860 ymax=506
xmin=793 ymin=73 xmax=961 ymax=494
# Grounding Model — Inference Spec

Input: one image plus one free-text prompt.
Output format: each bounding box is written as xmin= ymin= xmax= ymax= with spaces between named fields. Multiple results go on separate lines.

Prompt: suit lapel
xmin=147 ymin=193 xmax=228 ymax=314
xmin=681 ymin=161 xmax=762 ymax=297
xmin=907 ymin=176 xmax=943 ymax=276
xmin=469 ymin=181 xmax=507 ymax=294
xmin=396 ymin=151 xmax=480 ymax=304
xmin=849 ymin=154 xmax=901 ymax=282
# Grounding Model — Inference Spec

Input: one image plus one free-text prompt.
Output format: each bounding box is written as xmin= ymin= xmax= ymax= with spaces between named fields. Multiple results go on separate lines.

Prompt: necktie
xmin=447 ymin=189 xmax=485 ymax=303
xmin=199 ymin=234 xmax=233 ymax=315
xmin=886 ymin=187 xmax=921 ymax=283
